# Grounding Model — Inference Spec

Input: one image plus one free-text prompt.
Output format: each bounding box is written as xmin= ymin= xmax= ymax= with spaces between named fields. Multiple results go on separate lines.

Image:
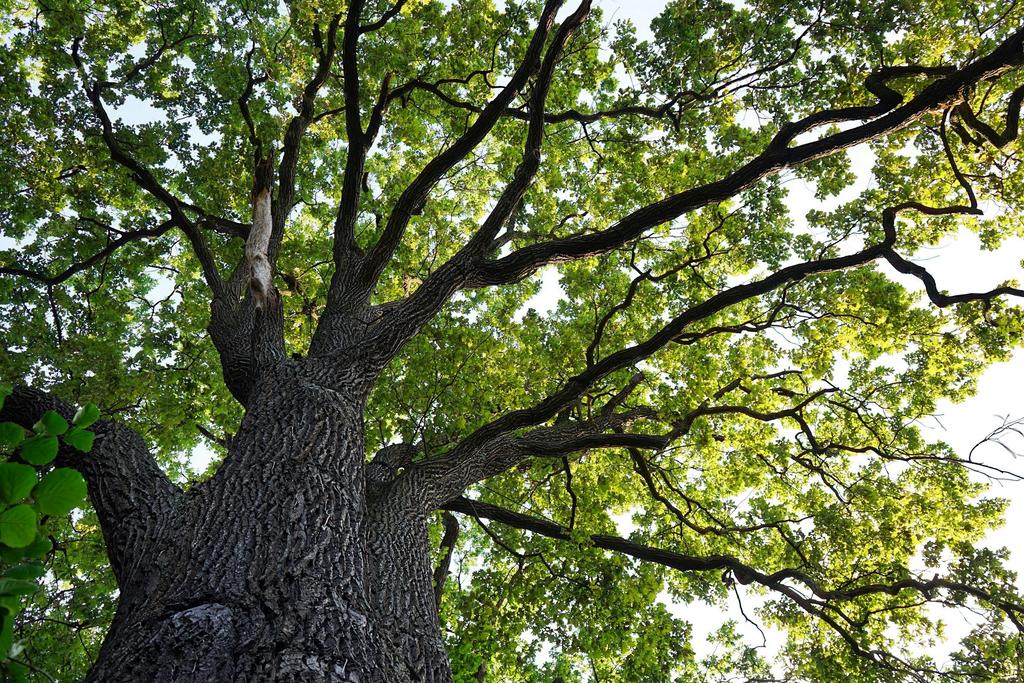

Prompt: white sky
xmin=5 ymin=0 xmax=1021 ymax=671
xmin=577 ymin=0 xmax=1024 ymax=667
xmin=141 ymin=0 xmax=1024 ymax=666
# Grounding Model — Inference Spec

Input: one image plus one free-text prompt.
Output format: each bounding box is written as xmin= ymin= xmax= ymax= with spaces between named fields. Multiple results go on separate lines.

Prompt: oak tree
xmin=3 ymin=0 xmax=1024 ymax=680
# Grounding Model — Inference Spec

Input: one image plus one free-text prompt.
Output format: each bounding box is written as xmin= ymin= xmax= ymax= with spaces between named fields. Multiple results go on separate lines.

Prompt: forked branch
xmin=469 ymin=28 xmax=1024 ymax=287
xmin=0 ymin=386 xmax=181 ymax=588
xmin=418 ymin=198 xmax=1024 ymax=506
xmin=352 ymin=0 xmax=567 ymax=292
xmin=443 ymin=496 xmax=1024 ymax=672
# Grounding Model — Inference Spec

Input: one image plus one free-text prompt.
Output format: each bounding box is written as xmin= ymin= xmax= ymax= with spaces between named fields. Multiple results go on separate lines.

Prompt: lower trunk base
xmin=87 ymin=601 xmax=376 ymax=683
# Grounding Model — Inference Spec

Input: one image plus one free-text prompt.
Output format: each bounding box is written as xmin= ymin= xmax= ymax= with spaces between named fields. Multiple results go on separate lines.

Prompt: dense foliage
xmin=0 ymin=385 xmax=92 ymax=679
xmin=2 ymin=0 xmax=1024 ymax=679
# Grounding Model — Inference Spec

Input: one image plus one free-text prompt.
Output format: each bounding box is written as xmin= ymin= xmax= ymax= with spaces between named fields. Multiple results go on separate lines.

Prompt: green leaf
xmin=0 ymin=463 xmax=36 ymax=505
xmin=18 ymin=434 xmax=58 ymax=466
xmin=0 ymin=577 xmax=38 ymax=597
xmin=72 ymin=403 xmax=100 ymax=428
xmin=0 ymin=384 xmax=10 ymax=413
xmin=0 ymin=506 xmax=37 ymax=548
xmin=32 ymin=468 xmax=87 ymax=517
xmin=0 ymin=595 xmax=21 ymax=617
xmin=21 ymin=537 xmax=51 ymax=560
xmin=0 ymin=546 xmax=24 ymax=564
xmin=1 ymin=563 xmax=45 ymax=581
xmin=33 ymin=410 xmax=68 ymax=436
xmin=64 ymin=427 xmax=95 ymax=453
xmin=0 ymin=422 xmax=24 ymax=451
xmin=0 ymin=613 xmax=12 ymax=658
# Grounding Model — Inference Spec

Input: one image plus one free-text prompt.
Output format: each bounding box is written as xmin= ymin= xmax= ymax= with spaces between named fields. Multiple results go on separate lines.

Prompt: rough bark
xmin=7 ymin=3 xmax=1024 ymax=681
xmin=0 ymin=387 xmax=183 ymax=588
xmin=365 ymin=493 xmax=453 ymax=682
xmin=7 ymin=363 xmax=448 ymax=682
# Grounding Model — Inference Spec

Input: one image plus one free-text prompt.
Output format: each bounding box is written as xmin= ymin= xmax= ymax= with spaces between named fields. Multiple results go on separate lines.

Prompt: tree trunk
xmin=365 ymin=494 xmax=454 ymax=682
xmin=82 ymin=361 xmax=450 ymax=682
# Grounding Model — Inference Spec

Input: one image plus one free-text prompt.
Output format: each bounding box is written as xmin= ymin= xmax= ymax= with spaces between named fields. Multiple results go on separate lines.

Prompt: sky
xmin=159 ymin=0 xmax=1024 ymax=666
xmin=529 ymin=0 xmax=1024 ymax=664
xmin=595 ymin=0 xmax=1024 ymax=555
xmin=5 ymin=0 xmax=1022 ymax=670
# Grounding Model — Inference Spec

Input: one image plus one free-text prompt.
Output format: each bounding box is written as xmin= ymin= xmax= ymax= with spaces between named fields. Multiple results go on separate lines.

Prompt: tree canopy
xmin=3 ymin=0 xmax=1024 ymax=679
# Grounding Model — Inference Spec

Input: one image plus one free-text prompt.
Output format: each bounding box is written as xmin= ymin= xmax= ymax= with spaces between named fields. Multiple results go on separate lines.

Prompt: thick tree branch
xmin=209 ymin=156 xmax=287 ymax=408
xmin=765 ymin=65 xmax=956 ymax=152
xmin=432 ymin=511 xmax=459 ymax=610
xmin=0 ymin=220 xmax=174 ymax=286
xmin=247 ymin=155 xmax=276 ymax=310
xmin=366 ymin=442 xmax=418 ymax=488
xmin=416 ymin=399 xmax=663 ymax=508
xmin=359 ymin=0 xmax=592 ymax=364
xmin=353 ymin=0 xmax=566 ymax=294
xmin=956 ymin=83 xmax=1024 ymax=149
xmin=184 ymin=205 xmax=250 ymax=240
xmin=238 ymin=43 xmax=269 ymax=158
xmin=206 ymin=279 xmax=287 ymax=407
xmin=71 ymin=38 xmax=227 ymax=300
xmin=469 ymin=29 xmax=1024 ymax=286
xmin=331 ymin=0 xmax=376 ymax=260
xmin=873 ymin=201 xmax=1024 ymax=307
xmin=442 ymin=497 xmax=1024 ymax=660
xmin=272 ymin=14 xmax=344 ymax=260
xmin=883 ymin=251 xmax=1024 ymax=306
xmin=0 ymin=386 xmax=182 ymax=589
xmin=359 ymin=0 xmax=409 ymax=33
